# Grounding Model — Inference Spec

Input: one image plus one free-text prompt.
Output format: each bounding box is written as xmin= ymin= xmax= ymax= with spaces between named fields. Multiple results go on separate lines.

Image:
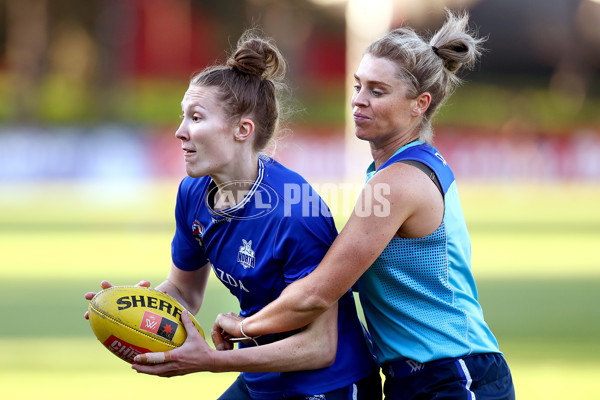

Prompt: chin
xmin=354 ymin=129 xmax=371 ymax=142
xmin=185 ymin=166 xmax=204 ymax=178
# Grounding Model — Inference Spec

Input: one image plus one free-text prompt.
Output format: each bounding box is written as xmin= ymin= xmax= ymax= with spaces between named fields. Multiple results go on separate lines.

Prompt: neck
xmin=370 ymin=132 xmax=419 ymax=170
xmin=211 ymin=153 xmax=259 ymax=211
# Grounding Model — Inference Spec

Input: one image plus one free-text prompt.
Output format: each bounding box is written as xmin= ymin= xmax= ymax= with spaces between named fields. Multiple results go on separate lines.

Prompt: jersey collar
xmin=206 ymin=157 xmax=266 ymax=218
xmin=365 ymin=140 xmax=423 ymax=182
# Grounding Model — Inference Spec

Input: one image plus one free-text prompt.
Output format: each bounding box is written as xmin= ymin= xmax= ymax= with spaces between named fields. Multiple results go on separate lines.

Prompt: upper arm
xmin=304 ymin=163 xmax=441 ymax=304
xmin=239 ymin=163 xmax=443 ymax=336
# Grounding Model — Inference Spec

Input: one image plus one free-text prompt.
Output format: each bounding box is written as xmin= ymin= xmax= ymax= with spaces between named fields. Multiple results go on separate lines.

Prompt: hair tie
xmin=432 ymin=46 xmax=439 ymax=55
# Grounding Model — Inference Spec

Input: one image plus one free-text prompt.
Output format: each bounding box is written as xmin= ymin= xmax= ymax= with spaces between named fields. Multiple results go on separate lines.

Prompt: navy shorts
xmin=218 ymin=370 xmax=382 ymax=400
xmin=382 ymin=353 xmax=515 ymax=400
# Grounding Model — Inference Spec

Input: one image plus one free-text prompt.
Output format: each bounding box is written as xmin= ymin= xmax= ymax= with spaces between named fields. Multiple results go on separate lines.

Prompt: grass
xmin=1 ymin=180 xmax=599 ymax=399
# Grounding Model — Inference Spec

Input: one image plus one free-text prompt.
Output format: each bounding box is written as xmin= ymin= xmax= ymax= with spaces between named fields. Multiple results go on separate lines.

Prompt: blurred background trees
xmin=0 ymin=0 xmax=599 ymax=182
xmin=1 ymin=0 xmax=599 ymax=129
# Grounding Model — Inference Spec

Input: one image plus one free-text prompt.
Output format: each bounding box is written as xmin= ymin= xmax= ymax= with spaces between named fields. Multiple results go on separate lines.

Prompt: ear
xmin=234 ymin=118 xmax=255 ymax=142
xmin=411 ymin=92 xmax=431 ymax=117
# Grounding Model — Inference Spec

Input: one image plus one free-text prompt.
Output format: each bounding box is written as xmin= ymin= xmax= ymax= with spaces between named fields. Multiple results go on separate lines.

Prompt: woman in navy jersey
xmin=84 ymin=31 xmax=381 ymax=400
xmin=215 ymin=11 xmax=515 ymax=400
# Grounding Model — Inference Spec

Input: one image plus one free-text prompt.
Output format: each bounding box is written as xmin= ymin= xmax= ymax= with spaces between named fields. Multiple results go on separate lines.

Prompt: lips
xmin=182 ymin=148 xmax=196 ymax=157
xmin=353 ymin=112 xmax=370 ymax=122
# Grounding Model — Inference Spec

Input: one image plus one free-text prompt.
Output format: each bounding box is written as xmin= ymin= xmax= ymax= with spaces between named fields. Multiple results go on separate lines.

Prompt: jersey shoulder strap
xmin=398 ymin=159 xmax=443 ymax=196
xmin=378 ymin=142 xmax=455 ymax=196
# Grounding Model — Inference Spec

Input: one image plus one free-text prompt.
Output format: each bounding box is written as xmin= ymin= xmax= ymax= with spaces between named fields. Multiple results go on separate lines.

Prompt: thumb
xmin=182 ymin=310 xmax=194 ymax=330
xmin=182 ymin=309 xmax=203 ymax=338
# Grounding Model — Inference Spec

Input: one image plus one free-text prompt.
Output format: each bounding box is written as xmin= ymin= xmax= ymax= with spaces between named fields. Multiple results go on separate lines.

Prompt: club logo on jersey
xmin=192 ymin=220 xmax=206 ymax=249
xmin=237 ymin=239 xmax=255 ymax=269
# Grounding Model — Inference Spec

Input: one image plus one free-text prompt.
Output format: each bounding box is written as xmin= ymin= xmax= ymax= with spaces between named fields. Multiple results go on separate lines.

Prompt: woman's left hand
xmin=131 ymin=310 xmax=216 ymax=377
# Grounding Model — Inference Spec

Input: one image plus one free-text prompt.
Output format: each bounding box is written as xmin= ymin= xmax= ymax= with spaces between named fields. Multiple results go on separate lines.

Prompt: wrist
xmin=239 ymin=319 xmax=260 ymax=346
xmin=239 ymin=319 xmax=251 ymax=338
xmin=208 ymin=348 xmax=228 ymax=373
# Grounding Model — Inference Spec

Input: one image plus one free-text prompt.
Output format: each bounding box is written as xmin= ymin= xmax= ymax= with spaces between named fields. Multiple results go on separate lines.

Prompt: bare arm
xmin=222 ymin=164 xmax=443 ymax=338
xmin=212 ymin=302 xmax=338 ymax=372
xmin=132 ymin=300 xmax=339 ymax=375
xmin=155 ymin=262 xmax=211 ymax=314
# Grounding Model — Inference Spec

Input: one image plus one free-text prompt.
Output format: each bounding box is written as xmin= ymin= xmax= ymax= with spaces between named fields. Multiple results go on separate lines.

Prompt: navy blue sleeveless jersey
xmin=172 ymin=155 xmax=378 ymax=399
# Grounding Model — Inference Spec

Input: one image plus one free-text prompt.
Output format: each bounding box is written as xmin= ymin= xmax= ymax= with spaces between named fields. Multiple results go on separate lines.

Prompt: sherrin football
xmin=88 ymin=285 xmax=205 ymax=363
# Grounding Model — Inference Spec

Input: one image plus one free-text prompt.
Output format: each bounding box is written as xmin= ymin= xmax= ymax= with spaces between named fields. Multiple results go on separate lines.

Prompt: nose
xmin=352 ymin=88 xmax=368 ymax=109
xmin=175 ymin=120 xmax=188 ymax=141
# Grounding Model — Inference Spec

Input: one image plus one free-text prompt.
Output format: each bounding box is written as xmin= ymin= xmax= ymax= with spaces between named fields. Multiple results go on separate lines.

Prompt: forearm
xmin=211 ymin=340 xmax=327 ymax=373
xmin=154 ymin=280 xmax=195 ymax=313
xmin=155 ymin=263 xmax=210 ymax=314
xmin=240 ymin=226 xmax=376 ymax=337
xmin=212 ymin=303 xmax=338 ymax=373
xmin=241 ymin=280 xmax=329 ymax=337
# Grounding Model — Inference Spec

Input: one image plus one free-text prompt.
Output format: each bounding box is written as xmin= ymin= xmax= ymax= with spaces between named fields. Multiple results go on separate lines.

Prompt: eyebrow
xmin=353 ymin=74 xmax=393 ymax=88
xmin=181 ymin=101 xmax=207 ymax=111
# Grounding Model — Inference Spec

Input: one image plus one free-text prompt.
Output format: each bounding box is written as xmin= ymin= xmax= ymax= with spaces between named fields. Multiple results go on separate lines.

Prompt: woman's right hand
xmin=83 ymin=280 xmax=151 ymax=319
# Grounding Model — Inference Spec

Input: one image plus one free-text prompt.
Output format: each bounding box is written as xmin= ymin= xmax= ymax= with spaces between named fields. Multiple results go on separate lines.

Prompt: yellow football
xmin=88 ymin=285 xmax=205 ymax=363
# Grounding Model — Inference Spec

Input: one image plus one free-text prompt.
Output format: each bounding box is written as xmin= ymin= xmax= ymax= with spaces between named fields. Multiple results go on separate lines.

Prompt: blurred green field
xmin=1 ymin=180 xmax=599 ymax=399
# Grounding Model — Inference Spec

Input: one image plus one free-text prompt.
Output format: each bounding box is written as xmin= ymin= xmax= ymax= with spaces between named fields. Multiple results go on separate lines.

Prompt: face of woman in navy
xmin=176 ymin=85 xmax=237 ymax=179
xmin=352 ymin=54 xmax=429 ymax=149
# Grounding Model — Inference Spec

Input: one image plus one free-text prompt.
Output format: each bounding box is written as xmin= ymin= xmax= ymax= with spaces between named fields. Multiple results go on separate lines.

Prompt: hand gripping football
xmin=88 ymin=285 xmax=205 ymax=363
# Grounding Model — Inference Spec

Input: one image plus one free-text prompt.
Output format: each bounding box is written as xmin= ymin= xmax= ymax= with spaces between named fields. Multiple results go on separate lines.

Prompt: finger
xmin=215 ymin=313 xmax=243 ymax=338
xmin=84 ymin=292 xmax=96 ymax=300
xmin=211 ymin=327 xmax=227 ymax=351
xmin=181 ymin=310 xmax=204 ymax=342
xmin=211 ymin=317 xmax=233 ymax=351
xmin=181 ymin=309 xmax=197 ymax=333
xmin=134 ymin=351 xmax=172 ymax=365
xmin=132 ymin=363 xmax=179 ymax=377
xmin=181 ymin=309 xmax=192 ymax=325
xmin=211 ymin=318 xmax=225 ymax=348
xmin=84 ymin=311 xmax=89 ymax=320
xmin=136 ymin=280 xmax=151 ymax=288
xmin=100 ymin=281 xmax=113 ymax=290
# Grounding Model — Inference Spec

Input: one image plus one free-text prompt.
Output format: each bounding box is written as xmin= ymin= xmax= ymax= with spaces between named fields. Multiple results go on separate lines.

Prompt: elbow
xmin=310 ymin=325 xmax=338 ymax=369
xmin=306 ymin=340 xmax=337 ymax=369
xmin=320 ymin=344 xmax=337 ymax=368
xmin=302 ymin=287 xmax=333 ymax=316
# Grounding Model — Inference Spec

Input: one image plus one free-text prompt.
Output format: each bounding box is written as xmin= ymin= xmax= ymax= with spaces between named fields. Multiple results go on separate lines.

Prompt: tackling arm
xmin=132 ymin=301 xmax=339 ymax=375
xmin=223 ymin=165 xmax=423 ymax=338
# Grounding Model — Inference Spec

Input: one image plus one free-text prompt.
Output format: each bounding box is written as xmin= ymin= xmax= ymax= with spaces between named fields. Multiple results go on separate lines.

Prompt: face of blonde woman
xmin=351 ymin=54 xmax=423 ymax=147
xmin=175 ymin=85 xmax=238 ymax=178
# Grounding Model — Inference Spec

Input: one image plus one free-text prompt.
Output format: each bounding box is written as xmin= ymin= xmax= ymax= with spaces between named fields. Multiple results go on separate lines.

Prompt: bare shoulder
xmin=368 ymin=161 xmax=438 ymax=202
xmin=368 ymin=162 xmax=444 ymax=238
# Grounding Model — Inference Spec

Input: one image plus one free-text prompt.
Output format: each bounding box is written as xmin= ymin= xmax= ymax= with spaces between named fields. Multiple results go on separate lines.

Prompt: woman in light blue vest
xmin=216 ymin=10 xmax=515 ymax=400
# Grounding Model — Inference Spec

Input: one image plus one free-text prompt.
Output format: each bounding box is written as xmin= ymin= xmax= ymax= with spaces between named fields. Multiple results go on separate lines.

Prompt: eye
xmin=179 ymin=114 xmax=184 ymax=119
xmin=371 ymin=90 xmax=383 ymax=97
xmin=192 ymin=115 xmax=202 ymax=122
xmin=353 ymin=84 xmax=361 ymax=92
